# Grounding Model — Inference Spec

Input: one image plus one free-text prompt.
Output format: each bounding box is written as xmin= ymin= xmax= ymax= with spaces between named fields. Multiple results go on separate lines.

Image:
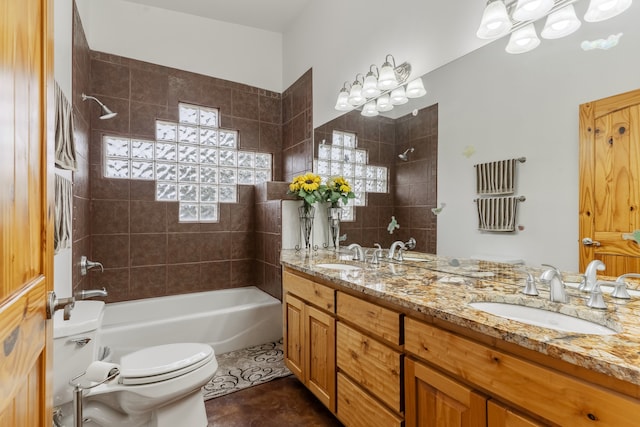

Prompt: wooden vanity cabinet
xmin=336 ymin=291 xmax=404 ymax=427
xmin=404 ymin=317 xmax=640 ymax=427
xmin=283 ymin=270 xmax=336 ymax=411
xmin=487 ymin=401 xmax=547 ymax=427
xmin=405 ymin=357 xmax=487 ymax=427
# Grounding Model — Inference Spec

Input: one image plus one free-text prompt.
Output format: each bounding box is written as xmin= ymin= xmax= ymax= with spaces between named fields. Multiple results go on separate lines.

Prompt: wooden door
xmin=0 ymin=0 xmax=54 ymax=425
xmin=579 ymin=89 xmax=640 ymax=275
xmin=405 ymin=358 xmax=487 ymax=427
xmin=305 ymin=305 xmax=336 ymax=412
xmin=487 ymin=400 xmax=548 ymax=427
xmin=283 ymin=293 xmax=304 ymax=380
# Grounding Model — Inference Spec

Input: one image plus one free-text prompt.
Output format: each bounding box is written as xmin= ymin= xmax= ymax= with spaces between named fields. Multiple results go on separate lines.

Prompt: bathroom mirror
xmin=312 ymin=88 xmax=438 ymax=254
xmin=311 ymin=0 xmax=640 ymax=271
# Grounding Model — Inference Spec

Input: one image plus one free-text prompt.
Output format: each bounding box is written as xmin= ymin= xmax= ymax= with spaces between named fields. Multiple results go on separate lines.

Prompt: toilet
xmin=53 ymin=301 xmax=218 ymax=427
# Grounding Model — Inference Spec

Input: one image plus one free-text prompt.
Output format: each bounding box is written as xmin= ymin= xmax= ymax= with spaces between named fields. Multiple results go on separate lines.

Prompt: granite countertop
xmin=280 ymin=248 xmax=640 ymax=387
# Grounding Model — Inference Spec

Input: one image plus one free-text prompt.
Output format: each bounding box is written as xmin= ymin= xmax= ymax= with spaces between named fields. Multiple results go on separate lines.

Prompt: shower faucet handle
xmin=80 ymin=255 xmax=104 ymax=276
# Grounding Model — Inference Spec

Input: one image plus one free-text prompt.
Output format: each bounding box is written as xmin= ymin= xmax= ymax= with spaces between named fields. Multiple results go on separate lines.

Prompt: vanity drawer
xmin=337 ymin=291 xmax=401 ymax=345
xmin=337 ymin=372 xmax=403 ymax=427
xmin=337 ymin=322 xmax=402 ymax=412
xmin=283 ymin=270 xmax=335 ymax=313
xmin=405 ymin=317 xmax=640 ymax=427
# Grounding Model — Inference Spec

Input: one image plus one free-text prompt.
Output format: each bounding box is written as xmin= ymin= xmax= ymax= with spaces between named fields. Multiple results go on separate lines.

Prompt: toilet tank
xmin=53 ymin=300 xmax=105 ymax=407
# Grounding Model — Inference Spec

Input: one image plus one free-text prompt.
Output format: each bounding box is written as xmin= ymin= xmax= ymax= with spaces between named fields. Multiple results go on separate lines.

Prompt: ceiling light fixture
xmin=334 ymin=54 xmax=427 ymax=116
xmin=477 ymin=0 xmax=633 ymax=54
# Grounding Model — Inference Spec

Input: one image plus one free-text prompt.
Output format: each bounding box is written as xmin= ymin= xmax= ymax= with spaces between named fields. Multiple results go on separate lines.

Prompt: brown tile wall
xmin=314 ymin=111 xmax=397 ymax=249
xmin=71 ymin=2 xmax=92 ymax=295
xmin=282 ymin=69 xmax=313 ymax=182
xmin=313 ymin=104 xmax=438 ymax=253
xmin=255 ymin=182 xmax=292 ymax=300
xmin=86 ymin=52 xmax=282 ymax=302
xmin=393 ymin=104 xmax=438 ymax=253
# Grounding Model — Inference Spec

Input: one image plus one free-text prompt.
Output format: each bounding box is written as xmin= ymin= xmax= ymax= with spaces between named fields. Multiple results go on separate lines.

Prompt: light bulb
xmin=505 ymin=23 xmax=540 ymax=54
xmin=361 ymin=101 xmax=379 ymax=117
xmin=390 ymin=86 xmax=408 ymax=105
xmin=406 ymin=78 xmax=427 ymax=98
xmin=477 ymin=1 xmax=512 ymax=39
xmin=513 ymin=0 xmax=554 ymax=21
xmin=584 ymin=0 xmax=632 ymax=22
xmin=376 ymin=94 xmax=393 ymax=112
xmin=541 ymin=5 xmax=581 ymax=39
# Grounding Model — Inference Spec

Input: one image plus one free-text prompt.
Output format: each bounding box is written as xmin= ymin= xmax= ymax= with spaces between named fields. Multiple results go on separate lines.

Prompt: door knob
xmin=582 ymin=237 xmax=601 ymax=247
xmin=46 ymin=291 xmax=75 ymax=320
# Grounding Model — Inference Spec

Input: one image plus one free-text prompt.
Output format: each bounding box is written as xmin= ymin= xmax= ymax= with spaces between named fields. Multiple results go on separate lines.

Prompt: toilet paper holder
xmin=68 ymin=366 xmax=120 ymax=427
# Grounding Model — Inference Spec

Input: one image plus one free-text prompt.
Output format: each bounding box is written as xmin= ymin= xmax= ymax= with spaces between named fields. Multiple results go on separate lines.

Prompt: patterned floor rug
xmin=202 ymin=339 xmax=292 ymax=400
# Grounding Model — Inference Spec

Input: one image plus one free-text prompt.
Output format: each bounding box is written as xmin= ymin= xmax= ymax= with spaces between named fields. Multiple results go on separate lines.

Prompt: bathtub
xmin=98 ymin=286 xmax=283 ymax=361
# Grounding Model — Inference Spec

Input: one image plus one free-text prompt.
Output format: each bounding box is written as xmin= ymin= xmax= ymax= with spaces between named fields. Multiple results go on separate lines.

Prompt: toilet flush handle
xmin=69 ymin=337 xmax=92 ymax=347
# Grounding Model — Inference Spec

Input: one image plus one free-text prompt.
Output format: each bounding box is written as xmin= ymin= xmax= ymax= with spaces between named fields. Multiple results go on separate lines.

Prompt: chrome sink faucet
xmin=347 ymin=243 xmax=365 ymax=261
xmin=388 ymin=238 xmax=416 ymax=261
xmin=539 ymin=265 xmax=568 ymax=303
xmin=582 ymin=260 xmax=605 ymax=292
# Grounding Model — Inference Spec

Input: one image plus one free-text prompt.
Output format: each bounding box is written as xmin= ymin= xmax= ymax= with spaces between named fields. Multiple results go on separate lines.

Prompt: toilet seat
xmin=119 ymin=343 xmax=214 ymax=386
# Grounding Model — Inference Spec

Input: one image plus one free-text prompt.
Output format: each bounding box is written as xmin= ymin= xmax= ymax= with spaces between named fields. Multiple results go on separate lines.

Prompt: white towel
xmin=475 ymin=159 xmax=517 ymax=195
xmin=54 ymin=174 xmax=73 ymax=253
xmin=54 ymin=81 xmax=77 ymax=171
xmin=476 ymin=196 xmax=519 ymax=232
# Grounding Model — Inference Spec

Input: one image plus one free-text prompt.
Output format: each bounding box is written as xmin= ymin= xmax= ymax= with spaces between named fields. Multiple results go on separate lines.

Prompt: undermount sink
xmin=315 ymin=263 xmax=361 ymax=271
xmin=401 ymin=257 xmax=429 ymax=262
xmin=469 ymin=302 xmax=617 ymax=335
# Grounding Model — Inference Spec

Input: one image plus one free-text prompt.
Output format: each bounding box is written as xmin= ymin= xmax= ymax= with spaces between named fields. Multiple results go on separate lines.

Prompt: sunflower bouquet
xmin=287 ymin=173 xmax=326 ymax=212
xmin=323 ymin=176 xmax=356 ymax=208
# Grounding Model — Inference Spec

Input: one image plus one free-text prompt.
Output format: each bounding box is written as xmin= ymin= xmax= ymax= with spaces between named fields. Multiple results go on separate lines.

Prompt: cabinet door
xmin=284 ymin=293 xmax=305 ymax=380
xmin=306 ymin=305 xmax=336 ymax=412
xmin=488 ymin=401 xmax=548 ymax=427
xmin=406 ymin=358 xmax=487 ymax=427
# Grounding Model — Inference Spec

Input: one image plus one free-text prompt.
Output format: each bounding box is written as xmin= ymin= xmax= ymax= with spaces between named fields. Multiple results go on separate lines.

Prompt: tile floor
xmin=204 ymin=375 xmax=344 ymax=426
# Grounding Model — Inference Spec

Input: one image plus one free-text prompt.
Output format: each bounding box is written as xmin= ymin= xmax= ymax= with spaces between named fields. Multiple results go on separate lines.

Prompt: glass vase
xmin=297 ymin=204 xmax=315 ymax=251
xmin=327 ymin=206 xmax=342 ymax=250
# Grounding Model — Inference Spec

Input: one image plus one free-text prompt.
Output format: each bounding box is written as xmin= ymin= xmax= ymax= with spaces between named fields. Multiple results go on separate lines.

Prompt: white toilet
xmin=53 ymin=301 xmax=218 ymax=427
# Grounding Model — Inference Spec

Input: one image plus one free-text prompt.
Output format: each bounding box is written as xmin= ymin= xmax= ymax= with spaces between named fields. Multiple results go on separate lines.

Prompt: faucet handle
xmin=366 ymin=248 xmax=383 ymax=265
xmin=587 ymin=281 xmax=608 ymax=309
xmin=517 ymin=270 xmax=538 ymax=296
xmin=404 ymin=237 xmax=416 ymax=250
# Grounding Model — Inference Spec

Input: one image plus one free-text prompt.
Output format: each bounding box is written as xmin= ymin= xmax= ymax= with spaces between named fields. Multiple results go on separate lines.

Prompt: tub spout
xmin=75 ymin=288 xmax=108 ymax=300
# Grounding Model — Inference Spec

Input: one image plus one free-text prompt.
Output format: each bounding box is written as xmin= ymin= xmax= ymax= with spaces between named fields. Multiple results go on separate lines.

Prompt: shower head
xmin=398 ymin=147 xmax=414 ymax=161
xmin=81 ymin=93 xmax=118 ymax=120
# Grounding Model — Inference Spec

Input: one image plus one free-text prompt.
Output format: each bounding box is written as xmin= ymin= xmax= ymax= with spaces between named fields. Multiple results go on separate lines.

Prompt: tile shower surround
xmin=83 ymin=49 xmax=299 ymax=302
xmin=69 ymin=0 xmax=434 ymax=301
xmin=71 ymin=2 xmax=92 ymax=295
xmin=313 ymin=104 xmax=438 ymax=254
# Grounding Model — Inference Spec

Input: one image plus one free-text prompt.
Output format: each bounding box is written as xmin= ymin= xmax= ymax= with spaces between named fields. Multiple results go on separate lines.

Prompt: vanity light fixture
xmin=334 ymin=54 xmax=427 ymax=116
xmin=477 ymin=0 xmax=633 ymax=54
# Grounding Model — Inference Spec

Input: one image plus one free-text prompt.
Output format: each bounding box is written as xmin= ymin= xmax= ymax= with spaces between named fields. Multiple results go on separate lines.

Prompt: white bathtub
xmin=98 ymin=286 xmax=283 ymax=361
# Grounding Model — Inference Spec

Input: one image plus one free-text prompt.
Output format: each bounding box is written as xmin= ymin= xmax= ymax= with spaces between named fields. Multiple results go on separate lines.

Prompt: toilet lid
xmin=119 ymin=343 xmax=214 ymax=385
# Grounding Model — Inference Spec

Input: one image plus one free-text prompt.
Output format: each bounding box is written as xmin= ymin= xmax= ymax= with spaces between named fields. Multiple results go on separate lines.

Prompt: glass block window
xmin=314 ymin=130 xmax=389 ymax=222
xmin=103 ymin=102 xmax=273 ymax=223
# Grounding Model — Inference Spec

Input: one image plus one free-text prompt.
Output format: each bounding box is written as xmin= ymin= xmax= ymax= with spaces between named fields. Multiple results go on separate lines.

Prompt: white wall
xmin=285 ymin=2 xmax=640 ymax=271
xmin=432 ymin=8 xmax=640 ymax=271
xmin=283 ymin=0 xmax=490 ymax=128
xmin=53 ymin=0 xmax=74 ymax=297
xmin=75 ymin=0 xmax=283 ymax=92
